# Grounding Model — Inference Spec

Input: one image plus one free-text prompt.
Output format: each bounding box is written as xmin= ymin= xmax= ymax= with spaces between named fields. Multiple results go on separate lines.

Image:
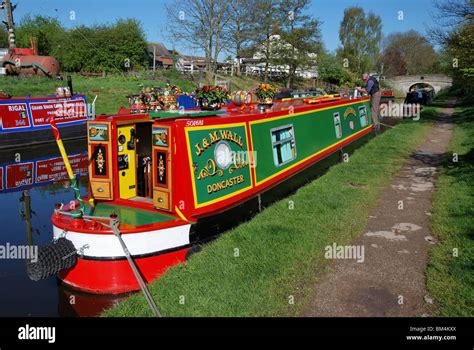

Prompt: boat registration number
xmin=186 ymin=120 xmax=204 ymax=127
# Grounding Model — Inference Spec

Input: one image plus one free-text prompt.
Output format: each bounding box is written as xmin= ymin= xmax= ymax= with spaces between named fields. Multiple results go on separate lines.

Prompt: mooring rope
xmin=379 ymin=122 xmax=396 ymax=129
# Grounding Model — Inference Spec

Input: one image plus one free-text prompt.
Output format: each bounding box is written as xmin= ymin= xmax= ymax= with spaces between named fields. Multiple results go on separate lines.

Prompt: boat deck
xmin=88 ymin=202 xmax=176 ymax=226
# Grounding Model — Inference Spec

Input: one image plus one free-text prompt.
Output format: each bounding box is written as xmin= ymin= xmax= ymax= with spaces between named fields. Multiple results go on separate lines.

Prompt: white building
xmin=240 ymin=35 xmax=318 ymax=79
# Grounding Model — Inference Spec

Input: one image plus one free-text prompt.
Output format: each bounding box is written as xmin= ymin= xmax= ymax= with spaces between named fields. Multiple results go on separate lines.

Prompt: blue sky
xmin=10 ymin=0 xmax=439 ymax=55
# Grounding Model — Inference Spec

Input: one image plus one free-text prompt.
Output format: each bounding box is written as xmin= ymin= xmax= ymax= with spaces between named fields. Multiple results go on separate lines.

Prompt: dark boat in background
xmin=0 ymin=91 xmax=88 ymax=149
xmin=0 ymin=140 xmax=88 ymax=193
xmin=404 ymin=84 xmax=435 ymax=105
xmin=0 ymin=140 xmax=127 ymax=316
xmin=0 ymin=139 xmax=97 ymax=317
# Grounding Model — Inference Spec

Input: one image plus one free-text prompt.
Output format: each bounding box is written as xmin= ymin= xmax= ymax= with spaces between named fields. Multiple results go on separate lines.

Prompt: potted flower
xmin=254 ymin=83 xmax=279 ymax=105
xmin=195 ymin=85 xmax=229 ymax=111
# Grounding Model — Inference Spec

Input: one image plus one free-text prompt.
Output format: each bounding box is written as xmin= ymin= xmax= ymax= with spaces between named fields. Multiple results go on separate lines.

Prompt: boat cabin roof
xmin=94 ymin=96 xmax=359 ymax=125
xmin=0 ymin=94 xmax=86 ymax=101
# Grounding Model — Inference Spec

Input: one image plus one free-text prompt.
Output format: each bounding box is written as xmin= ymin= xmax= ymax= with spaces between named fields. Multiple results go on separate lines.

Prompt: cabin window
xmin=333 ymin=112 xmax=342 ymax=139
xmin=271 ymin=125 xmax=296 ymax=166
xmin=359 ymin=106 xmax=368 ymax=127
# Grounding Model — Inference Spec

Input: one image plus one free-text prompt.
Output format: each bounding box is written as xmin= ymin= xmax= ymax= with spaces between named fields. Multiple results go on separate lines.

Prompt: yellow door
xmin=117 ymin=125 xmax=137 ymax=199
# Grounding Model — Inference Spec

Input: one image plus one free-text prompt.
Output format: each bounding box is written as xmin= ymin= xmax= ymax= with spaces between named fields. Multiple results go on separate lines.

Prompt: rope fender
xmin=27 ymin=238 xmax=77 ymax=281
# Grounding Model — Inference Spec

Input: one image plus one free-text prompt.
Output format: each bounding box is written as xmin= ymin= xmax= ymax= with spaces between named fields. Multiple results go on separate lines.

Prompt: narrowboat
xmin=0 ymin=140 xmax=88 ymax=193
xmin=380 ymin=89 xmax=395 ymax=105
xmin=0 ymin=91 xmax=88 ymax=149
xmin=49 ymin=95 xmax=374 ymax=294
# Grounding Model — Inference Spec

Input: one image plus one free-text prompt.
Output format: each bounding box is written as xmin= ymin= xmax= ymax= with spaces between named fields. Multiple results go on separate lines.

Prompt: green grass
xmin=0 ymin=72 xmax=263 ymax=116
xmin=104 ymin=116 xmax=433 ymax=317
xmin=426 ymin=105 xmax=474 ymax=317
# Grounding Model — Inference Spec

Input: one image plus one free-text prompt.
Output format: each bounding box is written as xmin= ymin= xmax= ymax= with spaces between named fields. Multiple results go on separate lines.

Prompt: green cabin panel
xmin=186 ymin=124 xmax=253 ymax=207
xmin=250 ymin=101 xmax=371 ymax=184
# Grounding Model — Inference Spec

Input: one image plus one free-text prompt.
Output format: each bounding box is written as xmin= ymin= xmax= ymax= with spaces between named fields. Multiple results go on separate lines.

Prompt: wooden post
xmin=5 ymin=0 xmax=16 ymax=48
xmin=153 ymin=45 xmax=156 ymax=72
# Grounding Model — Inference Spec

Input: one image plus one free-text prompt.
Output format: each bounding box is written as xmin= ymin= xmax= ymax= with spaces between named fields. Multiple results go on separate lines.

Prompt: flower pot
xmin=199 ymin=99 xmax=222 ymax=111
xmin=258 ymin=97 xmax=274 ymax=107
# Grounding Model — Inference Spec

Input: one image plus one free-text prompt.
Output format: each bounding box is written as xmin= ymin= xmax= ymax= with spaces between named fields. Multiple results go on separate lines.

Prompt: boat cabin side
xmin=86 ymin=97 xmax=373 ymax=222
xmin=169 ymin=98 xmax=374 ymax=220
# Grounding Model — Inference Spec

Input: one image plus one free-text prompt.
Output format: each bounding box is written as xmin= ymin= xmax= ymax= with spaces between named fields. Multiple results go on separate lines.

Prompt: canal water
xmin=0 ymin=140 xmax=129 ymax=317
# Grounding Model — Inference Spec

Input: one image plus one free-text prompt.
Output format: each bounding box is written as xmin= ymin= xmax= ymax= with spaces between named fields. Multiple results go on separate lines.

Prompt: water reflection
xmin=0 ymin=140 xmax=130 ymax=317
xmin=58 ymin=285 xmax=132 ymax=317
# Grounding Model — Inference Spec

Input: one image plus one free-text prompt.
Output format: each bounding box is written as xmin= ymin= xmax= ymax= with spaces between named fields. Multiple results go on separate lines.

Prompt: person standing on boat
xmin=357 ymin=73 xmax=381 ymax=133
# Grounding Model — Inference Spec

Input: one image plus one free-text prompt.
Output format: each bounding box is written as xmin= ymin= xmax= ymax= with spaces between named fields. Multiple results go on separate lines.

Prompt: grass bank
xmin=104 ymin=115 xmax=433 ymax=317
xmin=427 ymin=105 xmax=474 ymax=316
xmin=0 ymin=72 xmax=262 ymax=116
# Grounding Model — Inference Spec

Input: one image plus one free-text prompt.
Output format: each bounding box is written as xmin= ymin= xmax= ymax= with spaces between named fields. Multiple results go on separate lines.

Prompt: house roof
xmin=181 ymin=55 xmax=207 ymax=62
xmin=147 ymin=42 xmax=172 ymax=57
xmin=241 ymin=57 xmax=263 ymax=63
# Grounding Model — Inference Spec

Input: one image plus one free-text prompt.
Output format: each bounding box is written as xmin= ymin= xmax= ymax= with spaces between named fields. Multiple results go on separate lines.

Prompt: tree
xmin=442 ymin=23 xmax=474 ymax=91
xmin=105 ymin=19 xmax=149 ymax=72
xmin=381 ymin=30 xmax=438 ymax=76
xmin=15 ymin=15 xmax=65 ymax=55
xmin=431 ymin=0 xmax=474 ymax=96
xmin=274 ymin=0 xmax=322 ymax=88
xmin=55 ymin=19 xmax=147 ymax=73
xmin=431 ymin=0 xmax=474 ymax=43
xmin=249 ymin=0 xmax=278 ymax=82
xmin=338 ymin=6 xmax=382 ymax=74
xmin=56 ymin=25 xmax=94 ymax=72
xmin=166 ymin=0 xmax=230 ymax=83
xmin=226 ymin=0 xmax=254 ymax=76
xmin=317 ymin=52 xmax=356 ymax=87
xmin=380 ymin=49 xmax=407 ymax=76
xmin=14 ymin=16 xmax=148 ymax=73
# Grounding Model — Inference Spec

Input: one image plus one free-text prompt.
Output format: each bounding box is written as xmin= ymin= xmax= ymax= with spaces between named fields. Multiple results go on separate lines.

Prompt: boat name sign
xmin=186 ymin=125 xmax=253 ymax=207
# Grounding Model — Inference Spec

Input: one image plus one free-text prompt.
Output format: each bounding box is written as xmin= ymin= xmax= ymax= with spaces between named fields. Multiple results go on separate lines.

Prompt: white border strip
xmin=53 ymin=224 xmax=191 ymax=258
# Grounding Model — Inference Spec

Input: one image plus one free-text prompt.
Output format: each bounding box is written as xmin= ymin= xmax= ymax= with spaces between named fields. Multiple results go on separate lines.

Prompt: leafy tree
xmin=104 ymin=19 xmax=149 ymax=72
xmin=381 ymin=30 xmax=438 ymax=76
xmin=55 ymin=25 xmax=93 ymax=72
xmin=380 ymin=48 xmax=407 ymax=76
xmin=432 ymin=0 xmax=474 ymax=96
xmin=443 ymin=22 xmax=474 ymax=91
xmin=274 ymin=0 xmax=322 ymax=88
xmin=226 ymin=0 xmax=255 ymax=76
xmin=249 ymin=0 xmax=279 ymax=82
xmin=338 ymin=6 xmax=382 ymax=74
xmin=317 ymin=52 xmax=356 ymax=87
xmin=15 ymin=15 xmax=65 ymax=55
xmin=15 ymin=16 xmax=148 ymax=73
